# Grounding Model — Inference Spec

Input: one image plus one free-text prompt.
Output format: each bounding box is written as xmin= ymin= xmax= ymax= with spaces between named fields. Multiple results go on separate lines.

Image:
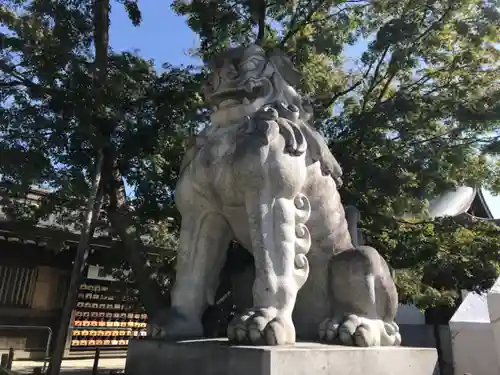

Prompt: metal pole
xmin=92 ymin=348 xmax=100 ymax=375
xmin=7 ymin=348 xmax=14 ymax=369
xmin=47 ymin=153 xmax=104 ymax=375
xmin=43 ymin=327 xmax=52 ymax=373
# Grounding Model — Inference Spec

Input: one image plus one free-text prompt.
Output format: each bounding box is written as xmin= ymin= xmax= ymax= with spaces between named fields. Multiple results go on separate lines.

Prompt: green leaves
xmin=172 ymin=0 xmax=256 ymax=61
xmin=0 ymin=0 xmax=202 ymax=249
xmin=119 ymin=0 xmax=142 ymax=26
xmin=370 ymin=216 xmax=500 ymax=309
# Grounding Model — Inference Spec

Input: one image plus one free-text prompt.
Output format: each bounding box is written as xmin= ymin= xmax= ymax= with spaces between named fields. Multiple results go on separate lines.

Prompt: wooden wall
xmin=0 ymin=239 xmax=71 ymax=358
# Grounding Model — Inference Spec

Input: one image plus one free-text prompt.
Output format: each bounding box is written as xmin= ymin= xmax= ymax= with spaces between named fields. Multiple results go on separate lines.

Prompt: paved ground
xmin=11 ymin=358 xmax=126 ymax=374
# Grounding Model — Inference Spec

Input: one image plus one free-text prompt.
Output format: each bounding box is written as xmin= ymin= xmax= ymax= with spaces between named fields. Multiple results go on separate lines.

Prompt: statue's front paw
xmin=319 ymin=314 xmax=401 ymax=347
xmin=227 ymin=308 xmax=295 ymax=345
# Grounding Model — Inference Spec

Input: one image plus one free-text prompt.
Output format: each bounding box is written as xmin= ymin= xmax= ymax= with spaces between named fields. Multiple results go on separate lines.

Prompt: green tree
xmin=0 ymin=0 xmax=200 ymax=317
xmin=371 ymin=216 xmax=500 ymax=308
xmin=172 ymin=0 xmax=500 ymax=308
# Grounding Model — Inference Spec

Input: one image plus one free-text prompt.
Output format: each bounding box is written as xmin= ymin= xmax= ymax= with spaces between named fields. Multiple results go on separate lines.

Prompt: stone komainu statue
xmin=150 ymin=44 xmax=401 ymax=347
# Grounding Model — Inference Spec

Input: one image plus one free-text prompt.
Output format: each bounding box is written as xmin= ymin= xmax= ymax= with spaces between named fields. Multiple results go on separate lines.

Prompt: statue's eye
xmin=240 ymin=58 xmax=264 ymax=72
xmin=240 ymin=61 xmax=256 ymax=71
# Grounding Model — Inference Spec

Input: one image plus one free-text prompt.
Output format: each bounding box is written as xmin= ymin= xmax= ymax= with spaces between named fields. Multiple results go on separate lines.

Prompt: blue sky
xmin=109 ymin=1 xmax=199 ymax=68
xmin=108 ymin=0 xmax=500 ymax=218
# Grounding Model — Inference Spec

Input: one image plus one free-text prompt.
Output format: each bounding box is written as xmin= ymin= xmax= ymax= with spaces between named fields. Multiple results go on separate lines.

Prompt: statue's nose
xmin=221 ymin=63 xmax=239 ymax=82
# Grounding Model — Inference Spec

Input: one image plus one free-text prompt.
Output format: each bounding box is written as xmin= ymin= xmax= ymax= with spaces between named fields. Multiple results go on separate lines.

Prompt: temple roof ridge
xmin=428 ymin=185 xmax=495 ymax=220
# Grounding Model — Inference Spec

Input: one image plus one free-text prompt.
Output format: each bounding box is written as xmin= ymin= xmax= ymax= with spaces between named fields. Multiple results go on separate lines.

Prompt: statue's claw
xmin=228 ymin=308 xmax=295 ymax=346
xmin=319 ymin=314 xmax=401 ymax=347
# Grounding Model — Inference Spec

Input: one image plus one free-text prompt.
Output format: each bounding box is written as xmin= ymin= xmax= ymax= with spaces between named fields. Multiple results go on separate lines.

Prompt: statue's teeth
xmin=219 ymin=99 xmax=240 ymax=108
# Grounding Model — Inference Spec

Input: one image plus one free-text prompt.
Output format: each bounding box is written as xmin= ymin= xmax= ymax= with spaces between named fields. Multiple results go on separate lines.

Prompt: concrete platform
xmin=125 ymin=338 xmax=439 ymax=375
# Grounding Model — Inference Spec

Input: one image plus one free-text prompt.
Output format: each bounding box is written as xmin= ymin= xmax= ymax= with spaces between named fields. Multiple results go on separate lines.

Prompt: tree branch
xmin=301 ymin=2 xmax=369 ymax=30
xmin=0 ymin=80 xmax=25 ymax=88
xmin=255 ymin=0 xmax=267 ymax=45
xmin=281 ymin=0 xmax=315 ymax=45
xmin=282 ymin=0 xmax=369 ymax=46
xmin=102 ymin=143 xmax=166 ymax=315
xmin=361 ymin=46 xmax=390 ymax=110
xmin=353 ymin=5 xmax=453 ymax=112
xmin=377 ymin=64 xmax=456 ymax=109
xmin=413 ymin=6 xmax=454 ymax=45
xmin=0 ymin=61 xmax=55 ymax=97
xmin=373 ymin=130 xmax=496 ymax=163
xmin=375 ymin=70 xmax=397 ymax=105
xmin=323 ymin=76 xmax=364 ymax=108
xmin=311 ymin=2 xmax=454 ymax=113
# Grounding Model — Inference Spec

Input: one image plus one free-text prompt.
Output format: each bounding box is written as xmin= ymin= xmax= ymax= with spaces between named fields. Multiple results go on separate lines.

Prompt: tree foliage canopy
xmin=0 ymin=0 xmax=196 ymax=314
xmin=0 ymin=0 xmax=202 ymax=231
xmin=0 ymin=0 xmax=499 ymax=315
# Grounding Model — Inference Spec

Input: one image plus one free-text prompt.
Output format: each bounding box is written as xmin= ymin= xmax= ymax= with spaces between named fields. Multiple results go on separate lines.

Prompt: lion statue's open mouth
xmin=207 ymin=77 xmax=272 ymax=111
xmin=202 ymin=44 xmax=309 ymax=126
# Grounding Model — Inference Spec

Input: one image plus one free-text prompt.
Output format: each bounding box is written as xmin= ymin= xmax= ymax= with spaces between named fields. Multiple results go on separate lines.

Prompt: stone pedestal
xmin=125 ymin=338 xmax=439 ymax=375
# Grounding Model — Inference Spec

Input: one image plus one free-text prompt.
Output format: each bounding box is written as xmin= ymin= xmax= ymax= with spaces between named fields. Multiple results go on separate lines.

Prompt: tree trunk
xmin=47 ymin=153 xmax=104 ymax=375
xmin=94 ymin=0 xmax=165 ymax=318
xmin=50 ymin=2 xmax=165 ymax=372
xmin=102 ymin=144 xmax=166 ymax=317
xmin=49 ymin=2 xmax=111 ymax=373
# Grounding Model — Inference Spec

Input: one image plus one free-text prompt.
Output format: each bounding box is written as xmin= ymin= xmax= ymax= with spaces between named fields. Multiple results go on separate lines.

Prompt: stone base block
xmin=125 ymin=338 xmax=439 ymax=375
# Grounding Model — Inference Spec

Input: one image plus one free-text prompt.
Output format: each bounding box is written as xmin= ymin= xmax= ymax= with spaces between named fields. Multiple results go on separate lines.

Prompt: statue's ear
xmin=267 ymin=50 xmax=302 ymax=87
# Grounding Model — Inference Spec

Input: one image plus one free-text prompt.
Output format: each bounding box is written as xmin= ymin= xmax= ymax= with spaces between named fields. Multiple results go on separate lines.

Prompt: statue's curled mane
xmin=246 ymin=99 xmax=344 ymax=189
